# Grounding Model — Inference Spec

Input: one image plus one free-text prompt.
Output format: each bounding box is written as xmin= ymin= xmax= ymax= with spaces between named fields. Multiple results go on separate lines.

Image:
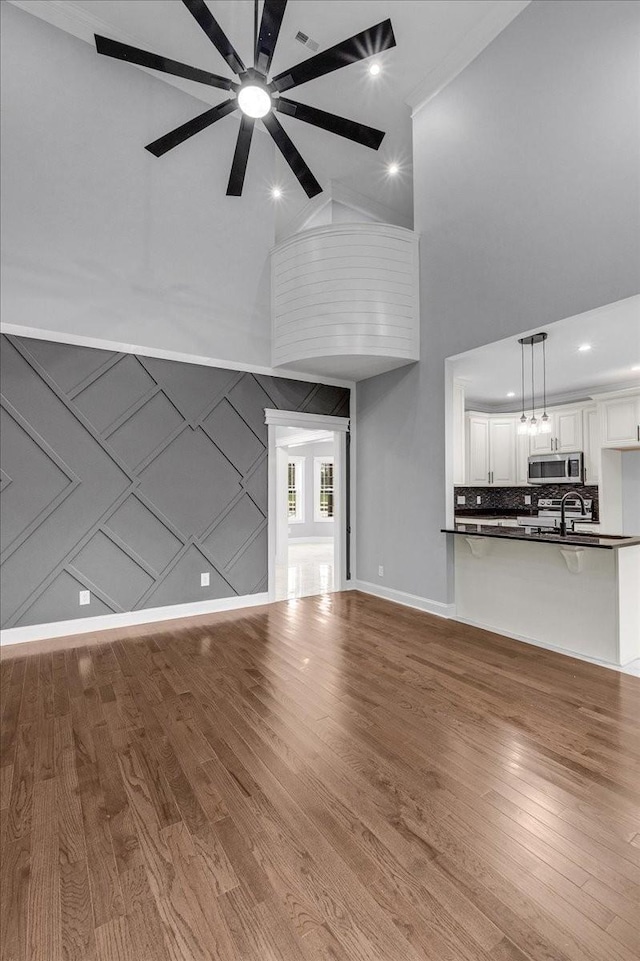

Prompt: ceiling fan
xmin=94 ymin=0 xmax=396 ymax=198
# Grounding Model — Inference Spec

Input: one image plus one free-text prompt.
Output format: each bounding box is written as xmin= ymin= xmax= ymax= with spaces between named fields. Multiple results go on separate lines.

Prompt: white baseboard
xmin=453 ymin=615 xmax=631 ymax=670
xmin=0 ymin=593 xmax=269 ymax=648
xmin=353 ymin=580 xmax=455 ymax=619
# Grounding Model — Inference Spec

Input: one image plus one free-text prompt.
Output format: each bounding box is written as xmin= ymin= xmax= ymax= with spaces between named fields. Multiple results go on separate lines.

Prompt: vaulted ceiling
xmin=9 ymin=0 xmax=529 ymax=230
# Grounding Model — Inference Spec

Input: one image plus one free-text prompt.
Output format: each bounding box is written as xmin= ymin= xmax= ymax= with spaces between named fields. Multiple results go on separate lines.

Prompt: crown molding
xmin=7 ymin=0 xmax=224 ymax=109
xmin=467 ymin=380 xmax=640 ymax=413
xmin=406 ymin=0 xmax=531 ymax=117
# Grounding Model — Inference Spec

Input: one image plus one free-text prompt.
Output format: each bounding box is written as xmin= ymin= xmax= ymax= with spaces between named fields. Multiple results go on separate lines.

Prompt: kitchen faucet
xmin=559 ymin=491 xmax=586 ymax=537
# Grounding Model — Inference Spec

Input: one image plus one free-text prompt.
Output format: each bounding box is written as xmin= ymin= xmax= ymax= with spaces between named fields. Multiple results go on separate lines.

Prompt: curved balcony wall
xmin=271 ymin=223 xmax=419 ymax=381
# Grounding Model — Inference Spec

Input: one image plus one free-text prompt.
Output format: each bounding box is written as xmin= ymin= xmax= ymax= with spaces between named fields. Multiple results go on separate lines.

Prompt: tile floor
xmin=275 ymin=540 xmax=335 ymax=600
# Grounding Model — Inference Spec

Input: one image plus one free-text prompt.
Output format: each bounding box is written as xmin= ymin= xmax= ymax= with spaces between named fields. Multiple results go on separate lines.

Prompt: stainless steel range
xmin=517 ymin=497 xmax=593 ymax=532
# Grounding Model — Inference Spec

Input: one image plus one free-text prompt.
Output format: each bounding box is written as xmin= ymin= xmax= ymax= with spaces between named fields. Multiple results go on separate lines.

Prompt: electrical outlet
xmin=524 ymin=495 xmax=532 ymax=505
xmin=79 ymin=590 xmax=90 ymax=606
xmin=378 ymin=565 xmax=384 ymax=577
xmin=200 ymin=572 xmax=210 ymax=587
xmin=476 ymin=496 xmax=482 ymax=505
xmin=456 ymin=495 xmax=466 ymax=506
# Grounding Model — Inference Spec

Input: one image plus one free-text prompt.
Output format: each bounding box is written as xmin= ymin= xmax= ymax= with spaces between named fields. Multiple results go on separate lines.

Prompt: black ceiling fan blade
xmin=94 ymin=35 xmax=236 ymax=91
xmin=271 ymin=19 xmax=395 ymax=93
xmin=262 ymin=113 xmax=321 ymax=198
xmin=145 ymin=99 xmax=236 ymax=157
xmin=275 ymin=97 xmax=384 ymax=150
xmin=182 ymin=0 xmax=245 ymax=75
xmin=255 ymin=0 xmax=287 ymax=75
xmin=227 ymin=116 xmax=255 ymax=196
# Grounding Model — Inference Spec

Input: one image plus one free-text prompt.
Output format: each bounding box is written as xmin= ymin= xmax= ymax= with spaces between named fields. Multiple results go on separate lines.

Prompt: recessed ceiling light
xmin=387 ymin=162 xmax=399 ymax=176
xmin=369 ymin=62 xmax=381 ymax=76
xmin=271 ymin=186 xmax=282 ymax=200
xmin=578 ymin=344 xmax=592 ymax=352
xmin=506 ymin=391 xmax=516 ymax=398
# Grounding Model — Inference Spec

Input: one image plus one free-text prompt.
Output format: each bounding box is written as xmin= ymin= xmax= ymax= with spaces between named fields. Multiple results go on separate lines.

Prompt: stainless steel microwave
xmin=527 ymin=452 xmax=584 ymax=485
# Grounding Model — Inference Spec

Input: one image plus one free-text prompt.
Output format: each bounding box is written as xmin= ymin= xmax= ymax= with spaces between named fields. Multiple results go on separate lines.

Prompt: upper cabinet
xmin=529 ymin=407 xmax=583 ymax=453
xmin=467 ymin=415 xmax=491 ymax=485
xmin=466 ymin=414 xmax=515 ymax=486
xmin=598 ymin=392 xmax=640 ymax=448
xmin=462 ymin=390 xmax=638 ymax=488
xmin=489 ymin=418 xmax=516 ymax=485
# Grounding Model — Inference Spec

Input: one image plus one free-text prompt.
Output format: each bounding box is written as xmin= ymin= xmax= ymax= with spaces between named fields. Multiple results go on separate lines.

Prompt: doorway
xmin=265 ymin=409 xmax=349 ymax=601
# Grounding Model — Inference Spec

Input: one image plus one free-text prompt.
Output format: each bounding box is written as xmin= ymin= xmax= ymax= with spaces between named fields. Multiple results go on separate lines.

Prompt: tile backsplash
xmin=454 ymin=485 xmax=599 ymax=520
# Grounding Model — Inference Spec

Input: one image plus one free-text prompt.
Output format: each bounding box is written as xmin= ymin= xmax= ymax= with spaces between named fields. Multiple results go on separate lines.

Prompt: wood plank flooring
xmin=1 ymin=591 xmax=639 ymax=961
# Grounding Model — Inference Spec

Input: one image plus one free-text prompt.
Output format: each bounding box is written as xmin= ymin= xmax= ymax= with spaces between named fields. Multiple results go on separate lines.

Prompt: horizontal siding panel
xmin=271 ymin=223 xmax=419 ymax=379
xmin=276 ymin=277 xmax=414 ymax=304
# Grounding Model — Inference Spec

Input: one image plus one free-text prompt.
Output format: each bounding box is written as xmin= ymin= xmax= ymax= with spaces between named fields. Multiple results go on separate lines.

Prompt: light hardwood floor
xmin=1 ymin=591 xmax=639 ymax=961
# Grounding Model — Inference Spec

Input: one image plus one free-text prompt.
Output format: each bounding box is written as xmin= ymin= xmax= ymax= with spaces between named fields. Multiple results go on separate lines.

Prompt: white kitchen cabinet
xmin=599 ymin=394 xmax=640 ymax=448
xmin=529 ymin=407 xmax=582 ymax=453
xmin=466 ymin=414 xmax=515 ymax=486
xmin=489 ymin=418 xmax=516 ymax=485
xmin=555 ymin=407 xmax=583 ymax=452
xmin=583 ymin=406 xmax=600 ymax=485
xmin=466 ymin=415 xmax=490 ymax=485
xmin=529 ymin=415 xmax=554 ymax=454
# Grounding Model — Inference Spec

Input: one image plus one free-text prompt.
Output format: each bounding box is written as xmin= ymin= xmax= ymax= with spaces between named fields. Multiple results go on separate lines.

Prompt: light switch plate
xmin=378 ymin=566 xmax=384 ymax=577
xmin=476 ymin=496 xmax=482 ymax=505
xmin=524 ymin=495 xmax=532 ymax=505
xmin=456 ymin=495 xmax=466 ymax=505
xmin=200 ymin=572 xmax=210 ymax=587
xmin=79 ymin=590 xmax=90 ymax=606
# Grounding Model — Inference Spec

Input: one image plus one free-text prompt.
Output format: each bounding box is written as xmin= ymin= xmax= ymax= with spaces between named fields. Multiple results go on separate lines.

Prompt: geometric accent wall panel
xmin=0 ymin=334 xmax=350 ymax=629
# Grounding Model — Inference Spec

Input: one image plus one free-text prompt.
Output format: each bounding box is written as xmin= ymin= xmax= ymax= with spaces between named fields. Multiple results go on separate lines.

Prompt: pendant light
xmin=517 ymin=340 xmax=528 ymax=435
xmin=517 ymin=332 xmax=548 ymax=436
xmin=528 ymin=338 xmax=538 ymax=436
xmin=539 ymin=333 xmax=552 ymax=433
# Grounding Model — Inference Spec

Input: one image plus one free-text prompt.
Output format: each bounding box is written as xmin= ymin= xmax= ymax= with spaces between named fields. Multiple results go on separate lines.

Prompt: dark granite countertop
xmin=442 ymin=524 xmax=640 ymax=550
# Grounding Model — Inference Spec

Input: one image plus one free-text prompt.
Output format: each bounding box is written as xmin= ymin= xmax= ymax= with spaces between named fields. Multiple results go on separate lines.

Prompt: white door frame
xmin=265 ymin=409 xmax=350 ymax=601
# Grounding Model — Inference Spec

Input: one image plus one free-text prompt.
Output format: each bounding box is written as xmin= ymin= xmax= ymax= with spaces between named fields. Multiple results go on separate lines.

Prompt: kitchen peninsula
xmin=443 ymin=523 xmax=640 ymax=667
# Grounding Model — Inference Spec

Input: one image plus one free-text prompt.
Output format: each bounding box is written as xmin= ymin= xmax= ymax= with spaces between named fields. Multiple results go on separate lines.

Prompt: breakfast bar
xmin=443 ymin=524 xmax=640 ymax=667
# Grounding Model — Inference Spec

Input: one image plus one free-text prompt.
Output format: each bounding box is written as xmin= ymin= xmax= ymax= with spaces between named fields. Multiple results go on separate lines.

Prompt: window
xmin=287 ymin=457 xmax=304 ymax=523
xmin=314 ymin=456 xmax=334 ymax=521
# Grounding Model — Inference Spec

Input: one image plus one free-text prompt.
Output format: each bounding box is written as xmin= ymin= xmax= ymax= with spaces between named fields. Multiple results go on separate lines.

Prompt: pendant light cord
xmin=531 ymin=341 xmax=535 ymax=419
xmin=521 ymin=341 xmax=525 ymax=418
xmin=542 ymin=336 xmax=547 ymax=416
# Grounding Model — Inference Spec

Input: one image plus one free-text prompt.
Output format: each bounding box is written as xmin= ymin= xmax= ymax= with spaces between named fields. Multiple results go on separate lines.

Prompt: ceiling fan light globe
xmin=238 ymin=84 xmax=272 ymax=119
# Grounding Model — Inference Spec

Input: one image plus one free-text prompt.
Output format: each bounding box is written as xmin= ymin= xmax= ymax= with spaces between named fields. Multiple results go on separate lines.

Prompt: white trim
xmin=0 ymin=593 xmax=269 ymax=648
xmin=406 ymin=1 xmax=530 ymax=117
xmin=354 ymin=580 xmax=456 ymax=619
xmin=0 ymin=324 xmax=355 ymax=390
xmin=268 ymin=414 xmax=347 ymax=600
xmin=453 ymin=615 xmax=638 ymax=670
xmin=264 ymin=409 xmax=350 ymax=432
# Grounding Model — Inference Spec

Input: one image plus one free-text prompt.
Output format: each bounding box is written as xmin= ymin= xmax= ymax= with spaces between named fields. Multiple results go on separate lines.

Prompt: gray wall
xmin=286 ymin=440 xmax=336 ymax=540
xmin=356 ymin=0 xmax=640 ymax=601
xmin=621 ymin=450 xmax=640 ymax=536
xmin=0 ymin=335 xmax=349 ymax=628
xmin=1 ymin=3 xmax=275 ymax=366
